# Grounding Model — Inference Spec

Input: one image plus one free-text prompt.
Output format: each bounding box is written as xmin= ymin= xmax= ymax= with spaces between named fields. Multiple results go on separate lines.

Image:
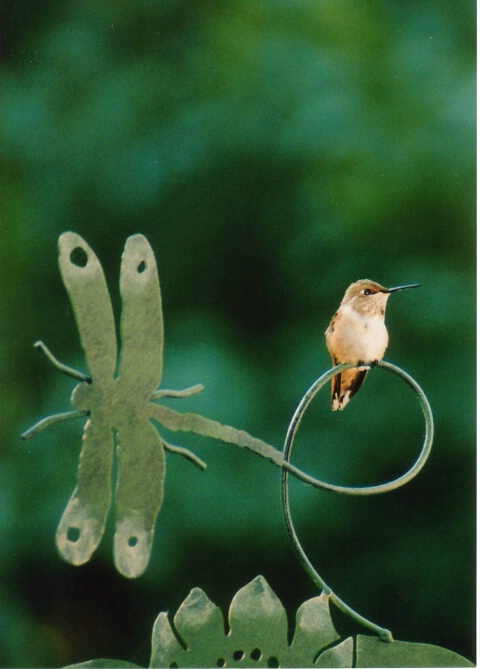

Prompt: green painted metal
xmin=22 ymin=232 xmax=206 ymax=578
xmin=21 ymin=233 xmax=434 ymax=593
xmin=22 ymin=234 xmax=472 ymax=667
xmin=64 ymin=576 xmax=474 ymax=668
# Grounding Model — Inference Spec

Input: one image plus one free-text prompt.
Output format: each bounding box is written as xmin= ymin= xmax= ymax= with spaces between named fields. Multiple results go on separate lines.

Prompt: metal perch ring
xmin=281 ymin=360 xmax=434 ymax=642
xmin=283 ymin=360 xmax=434 ymax=496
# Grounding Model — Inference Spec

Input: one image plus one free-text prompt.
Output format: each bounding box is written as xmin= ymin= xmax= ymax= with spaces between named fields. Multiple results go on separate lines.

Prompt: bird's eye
xmin=363 ymin=289 xmax=372 ymax=296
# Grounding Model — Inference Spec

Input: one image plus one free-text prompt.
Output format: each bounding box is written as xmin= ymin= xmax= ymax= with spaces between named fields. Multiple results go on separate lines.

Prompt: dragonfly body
xmin=23 ymin=232 xmax=204 ymax=578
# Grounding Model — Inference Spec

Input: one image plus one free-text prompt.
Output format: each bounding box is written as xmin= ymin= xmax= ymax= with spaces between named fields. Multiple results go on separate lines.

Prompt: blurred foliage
xmin=0 ymin=0 xmax=475 ymax=666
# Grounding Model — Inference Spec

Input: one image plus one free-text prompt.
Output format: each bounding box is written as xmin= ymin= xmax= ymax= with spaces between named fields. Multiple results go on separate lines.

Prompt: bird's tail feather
xmin=331 ymin=368 xmax=368 ymax=410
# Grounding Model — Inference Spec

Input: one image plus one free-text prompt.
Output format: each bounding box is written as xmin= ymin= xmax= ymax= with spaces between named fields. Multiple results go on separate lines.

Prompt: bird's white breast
xmin=333 ymin=305 xmax=388 ymax=362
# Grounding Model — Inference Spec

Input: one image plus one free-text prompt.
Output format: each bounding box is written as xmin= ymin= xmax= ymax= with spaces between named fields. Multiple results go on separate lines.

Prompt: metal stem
xmin=281 ymin=360 xmax=434 ymax=642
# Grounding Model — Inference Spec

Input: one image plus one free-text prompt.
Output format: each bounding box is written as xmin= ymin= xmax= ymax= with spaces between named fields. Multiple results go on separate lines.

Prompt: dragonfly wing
xmin=58 ymin=232 xmax=117 ymax=380
xmin=118 ymin=234 xmax=163 ymax=393
xmin=56 ymin=415 xmax=114 ymax=565
xmin=114 ymin=419 xmax=165 ymax=578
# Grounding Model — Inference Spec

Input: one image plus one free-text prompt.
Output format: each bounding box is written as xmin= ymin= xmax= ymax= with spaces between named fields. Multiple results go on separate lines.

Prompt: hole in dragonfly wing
xmin=216 ymin=659 xmax=225 ymax=667
xmin=67 ymin=527 xmax=81 ymax=543
xmin=233 ymin=650 xmax=244 ymax=661
xmin=70 ymin=247 xmax=88 ymax=268
xmin=128 ymin=536 xmax=138 ymax=547
xmin=267 ymin=657 xmax=279 ymax=668
xmin=250 ymin=648 xmax=262 ymax=661
xmin=137 ymin=259 xmax=146 ymax=273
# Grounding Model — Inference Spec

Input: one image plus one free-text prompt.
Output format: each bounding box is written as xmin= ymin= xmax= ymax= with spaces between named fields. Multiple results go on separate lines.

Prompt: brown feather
xmin=331 ymin=368 xmax=368 ymax=411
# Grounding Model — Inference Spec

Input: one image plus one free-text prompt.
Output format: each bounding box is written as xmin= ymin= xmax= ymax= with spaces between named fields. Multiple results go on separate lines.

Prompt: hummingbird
xmin=325 ymin=279 xmax=420 ymax=410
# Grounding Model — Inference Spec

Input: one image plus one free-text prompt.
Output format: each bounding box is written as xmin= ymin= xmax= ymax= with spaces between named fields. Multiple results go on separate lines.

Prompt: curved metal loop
xmin=283 ymin=360 xmax=434 ymax=496
xmin=281 ymin=360 xmax=434 ymax=642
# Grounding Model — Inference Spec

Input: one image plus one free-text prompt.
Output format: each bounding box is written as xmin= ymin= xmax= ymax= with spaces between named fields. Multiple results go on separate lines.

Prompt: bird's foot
xmin=356 ymin=359 xmax=378 ymax=368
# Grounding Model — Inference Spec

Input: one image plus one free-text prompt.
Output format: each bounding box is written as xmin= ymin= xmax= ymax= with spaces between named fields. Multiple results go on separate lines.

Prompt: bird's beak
xmin=386 ymin=283 xmax=421 ymax=293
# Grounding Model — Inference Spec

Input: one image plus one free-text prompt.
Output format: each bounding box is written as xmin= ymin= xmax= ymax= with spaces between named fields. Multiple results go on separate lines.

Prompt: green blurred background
xmin=0 ymin=0 xmax=475 ymax=666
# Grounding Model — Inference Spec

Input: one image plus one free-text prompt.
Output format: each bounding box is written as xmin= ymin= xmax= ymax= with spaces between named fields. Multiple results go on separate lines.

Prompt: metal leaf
xmin=149 ymin=575 xmax=342 ymax=668
xmin=147 ymin=577 xmax=475 ymax=668
xmin=65 ymin=661 xmax=140 ymax=668
xmin=291 ymin=593 xmax=340 ymax=657
xmin=356 ymin=634 xmax=475 ymax=668
xmin=316 ymin=637 xmax=353 ymax=667
xmin=63 ymin=577 xmax=474 ymax=668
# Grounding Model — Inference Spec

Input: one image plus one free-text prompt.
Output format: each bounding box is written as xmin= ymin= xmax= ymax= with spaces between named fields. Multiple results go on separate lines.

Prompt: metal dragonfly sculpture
xmin=22 ymin=233 xmax=211 ymax=577
xmin=22 ymin=232 xmax=432 ymax=588
xmin=23 ymin=232 xmax=305 ymax=578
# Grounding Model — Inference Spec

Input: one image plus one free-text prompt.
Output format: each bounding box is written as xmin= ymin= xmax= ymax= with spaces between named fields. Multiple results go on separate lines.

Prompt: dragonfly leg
xmin=21 ymin=409 xmax=88 ymax=440
xmin=151 ymin=384 xmax=204 ymax=400
xmin=34 ymin=340 xmax=91 ymax=383
xmin=163 ymin=440 xmax=207 ymax=471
